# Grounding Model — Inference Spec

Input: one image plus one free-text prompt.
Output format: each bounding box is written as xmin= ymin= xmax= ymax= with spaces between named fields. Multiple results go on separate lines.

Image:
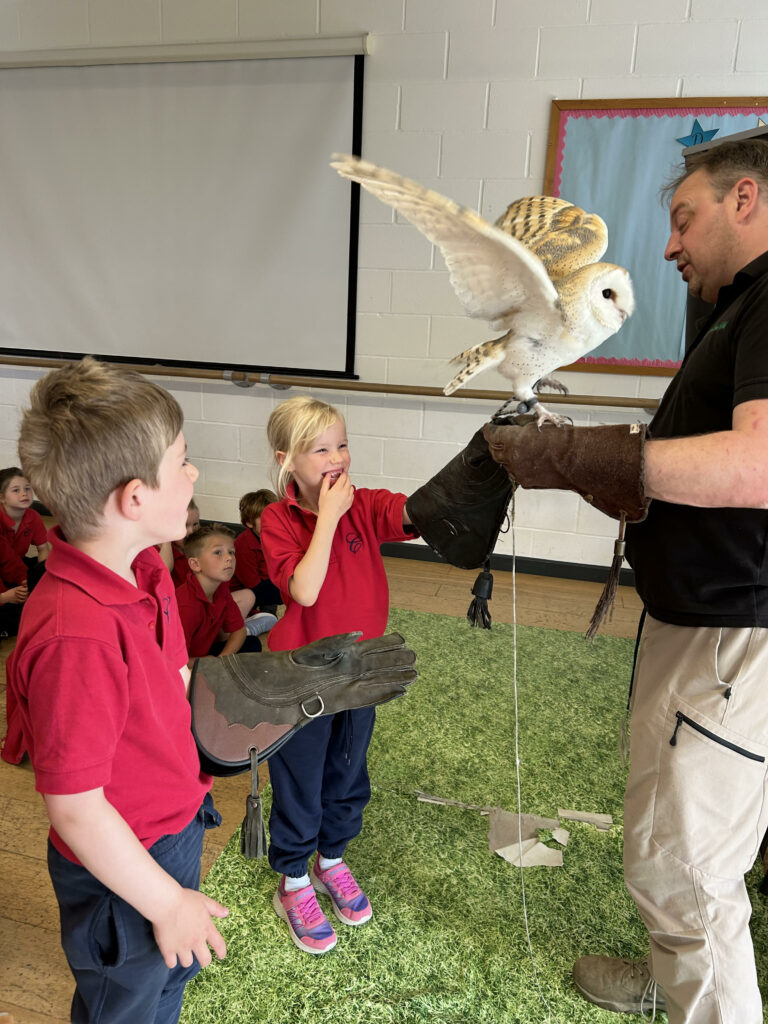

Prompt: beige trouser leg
xmin=624 ymin=616 xmax=768 ymax=1024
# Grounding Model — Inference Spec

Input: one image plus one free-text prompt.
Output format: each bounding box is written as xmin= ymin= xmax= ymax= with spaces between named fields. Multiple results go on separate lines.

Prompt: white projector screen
xmin=0 ymin=54 xmax=362 ymax=377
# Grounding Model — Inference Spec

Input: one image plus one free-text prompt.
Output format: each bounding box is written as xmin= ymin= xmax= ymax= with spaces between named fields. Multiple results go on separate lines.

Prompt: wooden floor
xmin=0 ymin=558 xmax=643 ymax=1023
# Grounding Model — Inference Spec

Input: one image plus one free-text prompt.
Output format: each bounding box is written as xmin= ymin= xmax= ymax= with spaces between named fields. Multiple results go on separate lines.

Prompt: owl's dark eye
xmin=602 ymin=288 xmax=614 ymax=299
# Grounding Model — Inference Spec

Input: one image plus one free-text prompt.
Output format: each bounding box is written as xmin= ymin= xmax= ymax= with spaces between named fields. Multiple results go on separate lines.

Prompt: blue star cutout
xmin=676 ymin=119 xmax=719 ymax=148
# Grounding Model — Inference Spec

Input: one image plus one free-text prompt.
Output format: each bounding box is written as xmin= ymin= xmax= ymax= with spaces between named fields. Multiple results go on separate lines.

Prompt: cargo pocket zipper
xmin=670 ymin=710 xmax=765 ymax=762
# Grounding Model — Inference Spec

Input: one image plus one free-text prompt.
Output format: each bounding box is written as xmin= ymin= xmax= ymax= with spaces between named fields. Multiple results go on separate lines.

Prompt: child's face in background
xmin=286 ymin=419 xmax=351 ymax=497
xmin=191 ymin=534 xmax=236 ymax=584
xmin=185 ymin=506 xmax=200 ymax=536
xmin=1 ymin=475 xmax=33 ymax=517
xmin=175 ymin=505 xmax=200 ymax=545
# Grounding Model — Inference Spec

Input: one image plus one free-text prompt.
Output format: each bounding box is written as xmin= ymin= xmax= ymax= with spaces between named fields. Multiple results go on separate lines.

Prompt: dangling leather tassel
xmin=467 ymin=559 xmax=494 ymax=629
xmin=240 ymin=747 xmax=267 ymax=859
xmin=586 ymin=512 xmax=627 ymax=641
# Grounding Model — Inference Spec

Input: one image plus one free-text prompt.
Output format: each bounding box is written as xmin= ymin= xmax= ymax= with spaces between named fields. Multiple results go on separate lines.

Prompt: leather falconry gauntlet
xmin=482 ymin=419 xmax=649 ymax=523
xmin=482 ymin=418 xmax=650 ymax=638
xmin=190 ymin=631 xmax=417 ymax=776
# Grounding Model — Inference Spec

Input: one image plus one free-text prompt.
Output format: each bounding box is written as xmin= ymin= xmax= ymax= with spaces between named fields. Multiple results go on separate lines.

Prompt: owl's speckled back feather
xmin=495 ymin=195 xmax=608 ymax=278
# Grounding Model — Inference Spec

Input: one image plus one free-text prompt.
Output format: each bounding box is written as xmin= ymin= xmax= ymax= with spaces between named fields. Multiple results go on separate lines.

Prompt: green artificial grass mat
xmin=180 ymin=608 xmax=768 ymax=1023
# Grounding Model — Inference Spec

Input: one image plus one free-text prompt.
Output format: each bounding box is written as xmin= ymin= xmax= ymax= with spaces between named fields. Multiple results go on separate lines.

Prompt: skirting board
xmin=380 ymin=541 xmax=636 ymax=588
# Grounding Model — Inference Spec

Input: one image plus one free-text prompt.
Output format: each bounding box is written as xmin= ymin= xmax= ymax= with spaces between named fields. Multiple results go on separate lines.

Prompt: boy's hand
xmin=317 ymin=469 xmax=354 ymax=522
xmin=151 ymin=887 xmax=228 ymax=969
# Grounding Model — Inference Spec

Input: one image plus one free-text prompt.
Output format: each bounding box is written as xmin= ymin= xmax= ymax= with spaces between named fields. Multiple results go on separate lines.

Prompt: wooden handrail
xmin=0 ymin=353 xmax=660 ymax=411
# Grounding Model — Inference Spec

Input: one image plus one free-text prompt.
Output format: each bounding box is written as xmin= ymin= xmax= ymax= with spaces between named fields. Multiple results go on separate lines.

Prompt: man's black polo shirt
xmin=625 ymin=251 xmax=768 ymax=626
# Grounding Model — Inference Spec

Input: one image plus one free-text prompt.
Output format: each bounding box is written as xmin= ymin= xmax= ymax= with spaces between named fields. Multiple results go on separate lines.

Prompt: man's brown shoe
xmin=573 ymin=956 xmax=667 ymax=1014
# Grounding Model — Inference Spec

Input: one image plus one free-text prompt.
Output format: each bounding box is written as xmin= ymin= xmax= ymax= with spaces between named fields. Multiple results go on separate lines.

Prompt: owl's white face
xmin=588 ymin=267 xmax=635 ymax=332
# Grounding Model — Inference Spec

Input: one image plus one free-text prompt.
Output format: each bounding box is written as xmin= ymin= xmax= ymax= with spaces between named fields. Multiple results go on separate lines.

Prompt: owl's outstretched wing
xmin=495 ymin=195 xmax=608 ymax=278
xmin=331 ymin=154 xmax=558 ymax=328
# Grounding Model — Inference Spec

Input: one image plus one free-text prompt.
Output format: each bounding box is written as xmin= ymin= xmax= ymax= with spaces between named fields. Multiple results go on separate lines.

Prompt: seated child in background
xmin=5 ymin=357 xmax=227 ymax=1021
xmin=175 ymin=523 xmax=267 ymax=658
xmin=232 ymin=489 xmax=283 ymax=616
xmin=0 ymin=466 xmax=51 ymax=597
xmin=0 ymin=537 xmax=28 ymax=642
xmin=0 ymin=466 xmax=51 ymax=564
xmin=159 ymin=497 xmax=200 ymax=584
xmin=0 ymin=539 xmax=30 ymax=759
xmin=162 ymin=498 xmax=258 ymax=623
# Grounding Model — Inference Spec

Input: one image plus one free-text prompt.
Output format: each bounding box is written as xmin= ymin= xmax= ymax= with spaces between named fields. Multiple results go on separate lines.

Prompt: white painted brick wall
xmin=735 ymin=20 xmax=768 ymax=73
xmin=538 ymin=25 xmax=635 ymax=77
xmin=635 ymin=22 xmax=740 ymax=76
xmin=161 ymin=0 xmax=237 ymax=43
xmin=89 ymin=1 xmax=162 ymax=47
xmin=1 ymin=0 xmax=766 ymax=568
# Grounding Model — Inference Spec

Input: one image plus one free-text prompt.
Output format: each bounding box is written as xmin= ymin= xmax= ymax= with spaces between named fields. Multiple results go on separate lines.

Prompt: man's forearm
xmin=645 ymin=432 xmax=768 ymax=508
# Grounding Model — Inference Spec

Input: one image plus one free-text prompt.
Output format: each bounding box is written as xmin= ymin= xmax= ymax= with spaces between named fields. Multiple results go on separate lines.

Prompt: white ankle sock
xmin=317 ymin=855 xmax=342 ymax=872
xmin=283 ymin=873 xmax=310 ymax=892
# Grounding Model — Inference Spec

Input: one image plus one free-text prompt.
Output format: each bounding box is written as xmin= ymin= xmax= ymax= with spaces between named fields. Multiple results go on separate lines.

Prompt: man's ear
xmin=116 ymin=479 xmax=145 ymax=522
xmin=733 ymin=176 xmax=759 ymax=221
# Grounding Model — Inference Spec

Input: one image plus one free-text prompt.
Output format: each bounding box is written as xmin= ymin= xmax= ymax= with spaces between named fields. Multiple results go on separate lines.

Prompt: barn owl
xmin=331 ymin=154 xmax=635 ymax=426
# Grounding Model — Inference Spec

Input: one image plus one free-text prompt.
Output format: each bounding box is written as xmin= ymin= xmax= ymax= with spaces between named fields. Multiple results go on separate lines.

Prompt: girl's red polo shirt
xmin=261 ymin=486 xmax=414 ymax=652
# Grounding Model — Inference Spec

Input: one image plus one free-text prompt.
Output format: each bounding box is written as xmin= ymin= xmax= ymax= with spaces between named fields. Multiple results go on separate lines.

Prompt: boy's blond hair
xmin=267 ymin=396 xmax=343 ymax=499
xmin=183 ymin=523 xmax=235 ymax=561
xmin=239 ymin=488 xmax=278 ymax=526
xmin=18 ymin=357 xmax=183 ymax=541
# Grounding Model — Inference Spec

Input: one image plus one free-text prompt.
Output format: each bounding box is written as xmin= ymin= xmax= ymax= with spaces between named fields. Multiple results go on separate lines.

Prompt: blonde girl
xmin=260 ymin=395 xmax=415 ymax=954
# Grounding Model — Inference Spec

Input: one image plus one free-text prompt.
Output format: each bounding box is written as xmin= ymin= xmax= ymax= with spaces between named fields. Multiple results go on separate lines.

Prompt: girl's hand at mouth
xmin=318 ymin=469 xmax=354 ymax=522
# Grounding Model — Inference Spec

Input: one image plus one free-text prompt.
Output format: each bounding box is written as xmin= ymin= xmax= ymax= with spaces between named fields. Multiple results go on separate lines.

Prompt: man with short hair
xmin=484 ymin=137 xmax=768 ymax=1023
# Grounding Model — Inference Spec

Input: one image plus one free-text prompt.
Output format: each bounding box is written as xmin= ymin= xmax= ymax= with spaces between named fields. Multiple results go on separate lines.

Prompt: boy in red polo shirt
xmin=6 ymin=357 xmax=228 ymax=1023
xmin=175 ymin=523 xmax=259 ymax=659
xmin=0 ymin=466 xmax=51 ymax=564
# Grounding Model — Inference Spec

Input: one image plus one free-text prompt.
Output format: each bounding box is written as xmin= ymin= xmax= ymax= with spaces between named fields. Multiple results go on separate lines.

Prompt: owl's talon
xmin=534 ymin=404 xmax=572 ymax=429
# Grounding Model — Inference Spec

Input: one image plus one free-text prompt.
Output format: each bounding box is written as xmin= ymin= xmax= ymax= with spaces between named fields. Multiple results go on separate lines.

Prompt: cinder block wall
xmin=1 ymin=0 xmax=766 ymax=567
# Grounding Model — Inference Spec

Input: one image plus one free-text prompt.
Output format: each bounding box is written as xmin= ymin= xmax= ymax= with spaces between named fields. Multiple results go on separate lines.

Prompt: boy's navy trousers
xmin=48 ymin=792 xmax=221 ymax=1024
xmin=268 ymin=706 xmax=376 ymax=878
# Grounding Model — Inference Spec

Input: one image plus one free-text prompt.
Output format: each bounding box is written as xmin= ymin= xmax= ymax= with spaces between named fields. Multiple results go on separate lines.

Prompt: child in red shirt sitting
xmin=0 ymin=535 xmax=28 ymax=642
xmin=232 ymin=489 xmax=283 ymax=617
xmin=0 ymin=466 xmax=51 ymax=565
xmin=175 ymin=523 xmax=266 ymax=658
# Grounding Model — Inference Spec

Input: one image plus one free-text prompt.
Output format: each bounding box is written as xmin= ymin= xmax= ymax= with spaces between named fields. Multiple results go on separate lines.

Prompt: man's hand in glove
xmin=482 ymin=418 xmax=650 ymax=523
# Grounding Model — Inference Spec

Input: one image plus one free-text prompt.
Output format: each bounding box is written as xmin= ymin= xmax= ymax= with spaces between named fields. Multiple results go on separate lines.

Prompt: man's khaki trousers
xmin=625 ymin=616 xmax=768 ymax=1023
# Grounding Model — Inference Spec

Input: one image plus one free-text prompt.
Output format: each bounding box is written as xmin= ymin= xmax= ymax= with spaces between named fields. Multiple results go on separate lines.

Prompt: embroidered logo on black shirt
xmin=346 ymin=531 xmax=363 ymax=554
